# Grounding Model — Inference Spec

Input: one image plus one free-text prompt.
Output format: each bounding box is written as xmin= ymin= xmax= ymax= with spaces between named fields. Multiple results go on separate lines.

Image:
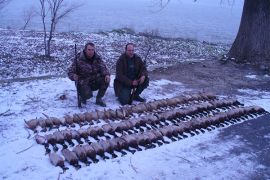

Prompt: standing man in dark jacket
xmin=68 ymin=42 xmax=110 ymax=107
xmin=114 ymin=43 xmax=149 ymax=105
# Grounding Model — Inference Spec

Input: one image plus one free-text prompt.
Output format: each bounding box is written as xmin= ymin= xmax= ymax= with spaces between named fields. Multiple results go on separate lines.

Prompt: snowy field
xmin=0 ymin=74 xmax=270 ymax=179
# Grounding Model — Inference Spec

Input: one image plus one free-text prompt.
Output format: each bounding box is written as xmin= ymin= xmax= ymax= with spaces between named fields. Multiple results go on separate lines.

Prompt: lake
xmin=0 ymin=0 xmax=243 ymax=43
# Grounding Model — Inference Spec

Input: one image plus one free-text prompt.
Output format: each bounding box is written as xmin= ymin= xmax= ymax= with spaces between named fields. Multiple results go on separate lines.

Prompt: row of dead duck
xmin=35 ymin=98 xmax=245 ymax=153
xmin=25 ymin=93 xmax=268 ymax=170
xmin=25 ymin=93 xmax=230 ymax=132
xmin=46 ymin=105 xmax=267 ymax=171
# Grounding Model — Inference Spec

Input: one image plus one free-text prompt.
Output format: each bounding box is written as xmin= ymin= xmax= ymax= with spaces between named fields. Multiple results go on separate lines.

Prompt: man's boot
xmin=134 ymin=95 xmax=146 ymax=102
xmin=96 ymin=97 xmax=106 ymax=107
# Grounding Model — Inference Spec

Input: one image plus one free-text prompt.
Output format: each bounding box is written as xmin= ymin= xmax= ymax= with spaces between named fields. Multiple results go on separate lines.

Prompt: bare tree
xmin=22 ymin=6 xmax=36 ymax=30
xmin=0 ymin=0 xmax=11 ymax=10
xmin=38 ymin=0 xmax=81 ymax=57
xmin=228 ymin=0 xmax=270 ymax=64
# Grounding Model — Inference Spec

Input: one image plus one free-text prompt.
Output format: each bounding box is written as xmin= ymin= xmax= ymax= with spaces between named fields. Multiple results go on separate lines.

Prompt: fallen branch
xmin=0 ymin=109 xmax=11 ymax=116
xmin=25 ymin=127 xmax=31 ymax=139
xmin=42 ymin=113 xmax=50 ymax=119
xmin=26 ymin=95 xmax=40 ymax=102
xmin=16 ymin=143 xmax=35 ymax=154
xmin=129 ymin=157 xmax=138 ymax=173
xmin=175 ymin=155 xmax=192 ymax=163
xmin=57 ymin=171 xmax=63 ymax=180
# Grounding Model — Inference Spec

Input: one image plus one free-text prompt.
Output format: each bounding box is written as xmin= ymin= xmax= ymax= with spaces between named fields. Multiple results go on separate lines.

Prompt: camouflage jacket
xmin=67 ymin=51 xmax=110 ymax=82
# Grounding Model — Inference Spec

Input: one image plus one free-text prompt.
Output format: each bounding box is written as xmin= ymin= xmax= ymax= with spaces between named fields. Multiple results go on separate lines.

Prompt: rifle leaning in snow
xmin=74 ymin=44 xmax=82 ymax=108
xmin=128 ymin=46 xmax=151 ymax=104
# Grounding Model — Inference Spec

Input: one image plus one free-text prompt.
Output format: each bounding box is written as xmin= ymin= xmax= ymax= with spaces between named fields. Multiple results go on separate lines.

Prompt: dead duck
xmin=70 ymin=130 xmax=84 ymax=144
xmin=60 ymin=129 xmax=74 ymax=146
xmin=44 ymin=134 xmax=58 ymax=151
xmin=108 ymin=138 xmax=127 ymax=156
xmin=51 ymin=117 xmax=63 ymax=128
xmin=81 ymin=144 xmax=99 ymax=163
xmin=35 ymin=134 xmax=50 ymax=154
xmin=121 ymin=134 xmax=141 ymax=151
xmin=52 ymin=131 xmax=68 ymax=149
xmin=49 ymin=152 xmax=68 ymax=171
xmin=61 ymin=149 xmax=81 ymax=169
xmin=24 ymin=118 xmax=39 ymax=132
xmin=87 ymin=126 xmax=104 ymax=140
xmin=38 ymin=118 xmax=47 ymax=132
xmin=73 ymin=145 xmax=91 ymax=165
xmin=64 ymin=115 xmax=75 ymax=127
xmin=73 ymin=113 xmax=87 ymax=126
xmin=90 ymin=142 xmax=109 ymax=159
xmin=98 ymin=139 xmax=118 ymax=158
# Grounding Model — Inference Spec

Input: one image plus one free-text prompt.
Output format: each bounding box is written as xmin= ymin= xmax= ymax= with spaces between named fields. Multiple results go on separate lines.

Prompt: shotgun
xmin=74 ymin=44 xmax=82 ymax=108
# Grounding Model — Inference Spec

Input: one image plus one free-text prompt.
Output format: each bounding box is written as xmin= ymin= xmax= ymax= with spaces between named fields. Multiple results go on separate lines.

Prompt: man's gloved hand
xmin=132 ymin=80 xmax=139 ymax=86
xmin=73 ymin=74 xmax=79 ymax=81
xmin=138 ymin=76 xmax=145 ymax=85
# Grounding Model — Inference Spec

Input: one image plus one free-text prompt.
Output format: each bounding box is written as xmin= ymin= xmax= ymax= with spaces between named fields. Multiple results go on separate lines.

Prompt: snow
xmin=237 ymin=89 xmax=270 ymax=112
xmin=245 ymin=74 xmax=257 ymax=79
xmin=0 ymin=73 xmax=270 ymax=179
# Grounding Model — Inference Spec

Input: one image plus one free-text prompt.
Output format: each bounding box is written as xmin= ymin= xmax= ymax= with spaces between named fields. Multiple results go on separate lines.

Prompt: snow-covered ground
xmin=0 ymin=74 xmax=270 ymax=179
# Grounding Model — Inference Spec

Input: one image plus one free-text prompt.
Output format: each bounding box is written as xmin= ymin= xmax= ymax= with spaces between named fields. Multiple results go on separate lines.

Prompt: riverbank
xmin=0 ymin=28 xmax=229 ymax=81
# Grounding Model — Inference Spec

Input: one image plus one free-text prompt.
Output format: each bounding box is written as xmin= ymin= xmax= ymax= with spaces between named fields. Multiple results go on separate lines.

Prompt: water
xmin=0 ymin=0 xmax=243 ymax=43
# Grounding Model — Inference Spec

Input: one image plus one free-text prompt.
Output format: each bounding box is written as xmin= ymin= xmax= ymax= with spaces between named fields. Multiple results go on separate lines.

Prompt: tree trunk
xmin=228 ymin=0 xmax=270 ymax=64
